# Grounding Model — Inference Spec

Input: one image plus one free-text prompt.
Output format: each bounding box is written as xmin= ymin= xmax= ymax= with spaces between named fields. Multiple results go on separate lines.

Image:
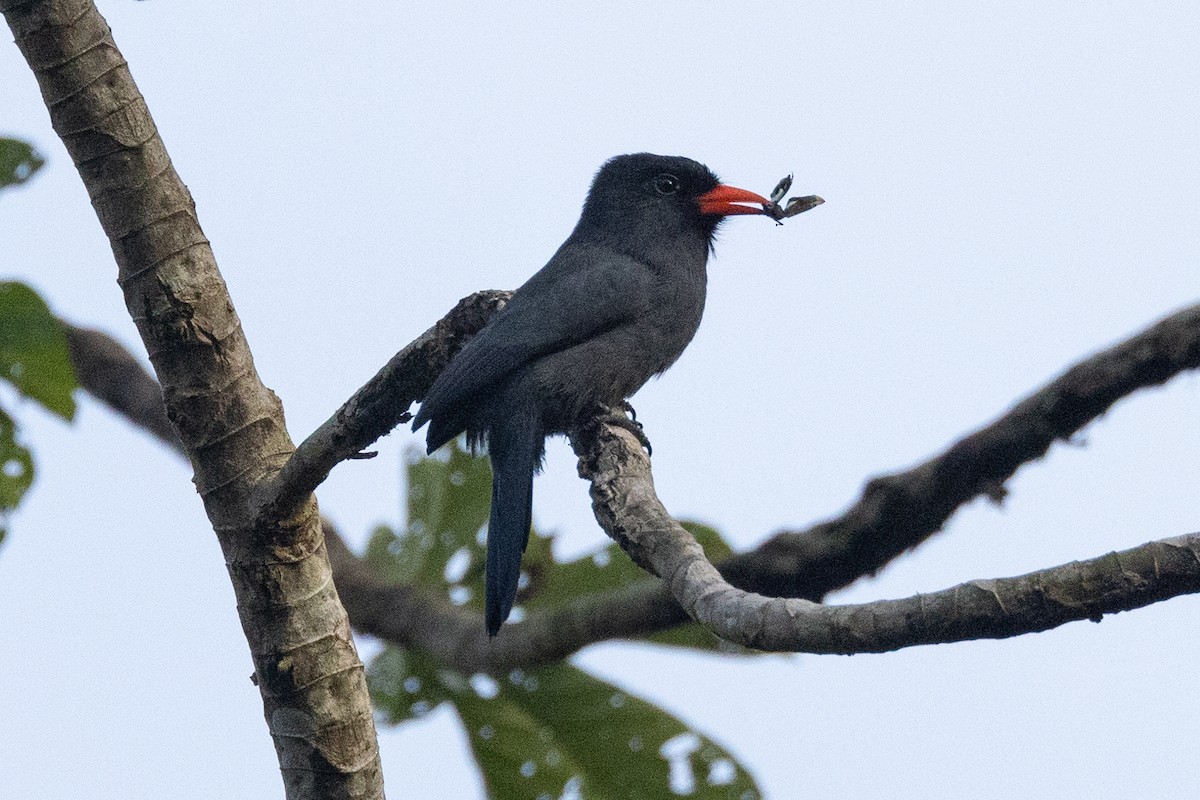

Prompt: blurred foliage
xmin=0 ymin=408 xmax=34 ymax=546
xmin=0 ymin=277 xmax=79 ymax=541
xmin=0 ymin=282 xmax=78 ymax=421
xmin=0 ymin=137 xmax=45 ymax=194
xmin=366 ymin=442 xmax=761 ymax=799
xmin=1 ymin=140 xmax=69 ymax=542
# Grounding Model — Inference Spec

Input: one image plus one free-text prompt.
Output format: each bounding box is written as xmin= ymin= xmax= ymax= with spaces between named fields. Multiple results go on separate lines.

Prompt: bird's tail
xmin=485 ymin=408 xmax=540 ymax=636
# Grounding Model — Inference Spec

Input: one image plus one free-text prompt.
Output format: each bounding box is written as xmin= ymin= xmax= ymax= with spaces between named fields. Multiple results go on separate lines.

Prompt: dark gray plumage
xmin=412 ymin=153 xmax=771 ymax=634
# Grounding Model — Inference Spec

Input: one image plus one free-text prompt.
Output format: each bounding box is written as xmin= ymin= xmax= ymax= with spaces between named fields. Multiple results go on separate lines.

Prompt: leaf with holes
xmin=0 ymin=138 xmax=44 ymax=192
xmin=0 ymin=407 xmax=35 ymax=543
xmin=364 ymin=441 xmax=555 ymax=614
xmin=363 ymin=443 xmax=763 ymax=795
xmin=364 ymin=443 xmax=493 ymax=589
xmin=367 ymin=644 xmax=449 ymax=726
xmin=457 ymin=663 xmax=761 ymax=800
xmin=0 ymin=282 xmax=77 ymax=420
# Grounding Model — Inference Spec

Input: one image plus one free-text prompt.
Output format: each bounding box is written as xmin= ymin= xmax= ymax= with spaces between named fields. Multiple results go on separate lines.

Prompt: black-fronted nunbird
xmin=413 ymin=153 xmax=815 ymax=635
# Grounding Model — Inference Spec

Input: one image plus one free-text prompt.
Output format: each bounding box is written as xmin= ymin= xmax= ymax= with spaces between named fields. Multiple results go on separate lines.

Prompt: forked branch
xmin=63 ymin=290 xmax=1200 ymax=665
xmin=4 ymin=1 xmax=384 ymax=797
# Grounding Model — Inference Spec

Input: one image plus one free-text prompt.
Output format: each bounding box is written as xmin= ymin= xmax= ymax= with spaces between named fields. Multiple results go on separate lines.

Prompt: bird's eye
xmin=652 ymin=174 xmax=681 ymax=195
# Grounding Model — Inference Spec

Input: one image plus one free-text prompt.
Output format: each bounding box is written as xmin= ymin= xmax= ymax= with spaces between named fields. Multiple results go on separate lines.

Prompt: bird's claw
xmin=596 ymin=403 xmax=652 ymax=456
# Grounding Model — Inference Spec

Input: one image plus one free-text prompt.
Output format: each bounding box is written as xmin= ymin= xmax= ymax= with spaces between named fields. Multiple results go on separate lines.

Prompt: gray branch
xmin=251 ymin=291 xmax=509 ymax=524
xmin=60 ymin=289 xmax=1200 ymax=666
xmin=573 ymin=421 xmax=1200 ymax=652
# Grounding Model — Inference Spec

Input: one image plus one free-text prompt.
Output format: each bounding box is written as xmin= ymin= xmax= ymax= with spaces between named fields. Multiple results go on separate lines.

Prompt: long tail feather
xmin=484 ymin=410 xmax=539 ymax=636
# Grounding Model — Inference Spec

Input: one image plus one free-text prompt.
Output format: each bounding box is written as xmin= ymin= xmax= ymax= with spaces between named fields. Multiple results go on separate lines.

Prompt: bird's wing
xmin=414 ymin=246 xmax=652 ymax=432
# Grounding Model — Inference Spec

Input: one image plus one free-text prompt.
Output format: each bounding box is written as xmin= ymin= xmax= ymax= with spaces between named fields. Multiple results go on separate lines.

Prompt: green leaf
xmin=367 ymin=444 xmax=493 ymax=590
xmin=0 ymin=406 xmax=35 ymax=543
xmin=0 ymin=282 xmax=77 ymax=420
xmin=365 ymin=445 xmax=755 ymax=656
xmin=366 ymin=644 xmax=449 ymax=726
xmin=370 ymin=648 xmax=763 ymax=799
xmin=364 ymin=441 xmax=763 ymax=797
xmin=365 ymin=443 xmax=556 ymax=614
xmin=0 ymin=138 xmax=45 ymax=192
xmin=452 ymin=669 xmax=588 ymax=800
xmin=458 ymin=663 xmax=761 ymax=800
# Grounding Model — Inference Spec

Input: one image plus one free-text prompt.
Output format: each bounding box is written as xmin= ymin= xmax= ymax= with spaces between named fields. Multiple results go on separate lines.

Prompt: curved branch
xmin=260 ymin=284 xmax=1200 ymax=615
xmin=62 ymin=295 xmax=1200 ymax=665
xmin=573 ymin=421 xmax=1200 ymax=651
xmin=5 ymin=2 xmax=383 ymax=797
xmin=719 ymin=301 xmax=1200 ymax=601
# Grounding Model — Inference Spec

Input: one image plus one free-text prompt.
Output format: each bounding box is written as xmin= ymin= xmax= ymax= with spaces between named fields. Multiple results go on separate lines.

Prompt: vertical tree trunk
xmin=2 ymin=2 xmax=385 ymax=797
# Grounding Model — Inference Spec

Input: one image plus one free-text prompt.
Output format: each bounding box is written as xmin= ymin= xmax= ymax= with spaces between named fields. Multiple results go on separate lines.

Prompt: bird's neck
xmin=572 ymin=216 xmax=713 ymax=277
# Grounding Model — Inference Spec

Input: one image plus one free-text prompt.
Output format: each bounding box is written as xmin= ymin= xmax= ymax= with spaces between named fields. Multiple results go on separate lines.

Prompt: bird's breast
xmin=529 ymin=271 xmax=706 ymax=431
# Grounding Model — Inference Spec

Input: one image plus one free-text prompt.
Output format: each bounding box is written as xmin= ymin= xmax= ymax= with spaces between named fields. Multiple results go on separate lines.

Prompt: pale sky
xmin=2 ymin=2 xmax=1198 ymax=798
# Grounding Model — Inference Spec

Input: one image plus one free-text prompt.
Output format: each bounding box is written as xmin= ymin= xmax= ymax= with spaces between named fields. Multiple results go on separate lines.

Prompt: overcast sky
xmin=2 ymin=2 xmax=1199 ymax=798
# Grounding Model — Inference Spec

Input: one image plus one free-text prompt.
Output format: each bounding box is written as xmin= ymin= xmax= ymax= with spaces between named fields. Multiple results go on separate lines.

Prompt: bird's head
xmin=579 ymin=153 xmax=771 ymax=247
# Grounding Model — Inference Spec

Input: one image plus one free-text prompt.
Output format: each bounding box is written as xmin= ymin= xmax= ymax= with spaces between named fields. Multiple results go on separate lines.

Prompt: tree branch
xmin=573 ymin=421 xmax=1200 ymax=651
xmin=5 ymin=2 xmax=383 ymax=797
xmin=61 ymin=290 xmax=1200 ymax=664
xmin=717 ymin=301 xmax=1200 ymax=602
xmin=251 ymin=290 xmax=510 ymax=524
xmin=63 ymin=322 xmax=182 ymax=455
xmin=62 ymin=309 xmax=675 ymax=673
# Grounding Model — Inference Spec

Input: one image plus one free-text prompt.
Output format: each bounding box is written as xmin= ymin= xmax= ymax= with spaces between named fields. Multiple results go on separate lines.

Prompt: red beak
xmin=696 ymin=184 xmax=771 ymax=216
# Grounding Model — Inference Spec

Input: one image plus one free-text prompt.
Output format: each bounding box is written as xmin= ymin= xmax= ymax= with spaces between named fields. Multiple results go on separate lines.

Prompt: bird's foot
xmin=594 ymin=402 xmax=652 ymax=456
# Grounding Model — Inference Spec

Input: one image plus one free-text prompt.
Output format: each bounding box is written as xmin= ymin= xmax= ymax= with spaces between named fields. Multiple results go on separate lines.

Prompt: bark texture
xmin=4 ymin=2 xmax=383 ymax=797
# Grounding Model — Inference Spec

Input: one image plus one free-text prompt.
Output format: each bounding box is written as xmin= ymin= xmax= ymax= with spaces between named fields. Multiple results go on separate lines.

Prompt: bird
xmin=413 ymin=153 xmax=783 ymax=635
